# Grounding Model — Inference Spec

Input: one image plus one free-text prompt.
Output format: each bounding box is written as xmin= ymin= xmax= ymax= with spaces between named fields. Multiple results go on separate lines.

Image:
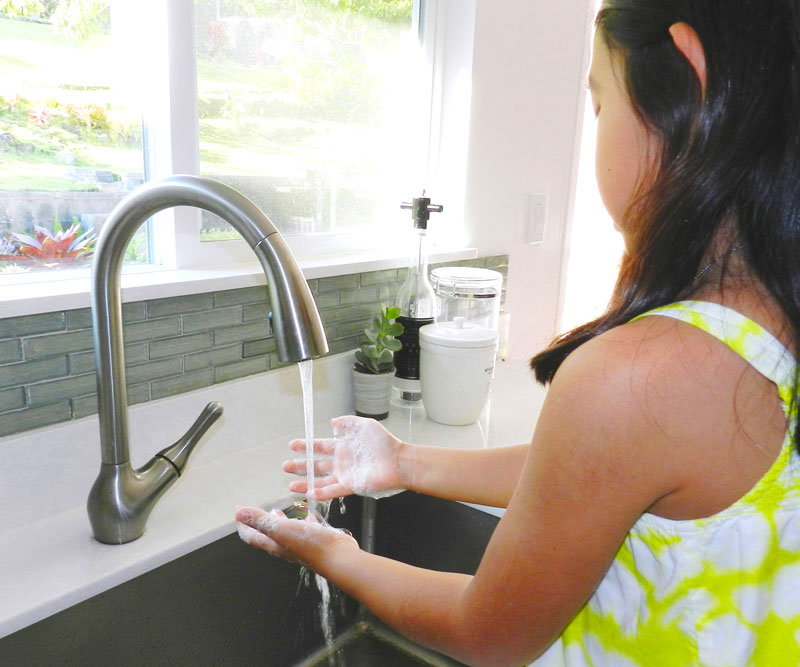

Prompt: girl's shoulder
xmin=558 ymin=297 xmax=783 ymax=392
xmin=539 ymin=315 xmax=714 ymax=497
xmin=554 ymin=309 xmax=730 ymax=404
xmin=549 ymin=300 xmax=787 ymax=520
xmin=551 ymin=302 xmax=775 ymax=454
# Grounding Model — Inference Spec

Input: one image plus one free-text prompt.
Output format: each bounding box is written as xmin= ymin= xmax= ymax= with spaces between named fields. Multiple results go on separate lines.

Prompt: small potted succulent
xmin=352 ymin=305 xmax=404 ymax=420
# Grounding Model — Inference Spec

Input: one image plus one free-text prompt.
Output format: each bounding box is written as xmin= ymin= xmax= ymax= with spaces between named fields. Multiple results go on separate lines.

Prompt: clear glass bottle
xmin=394 ymin=195 xmax=442 ymax=401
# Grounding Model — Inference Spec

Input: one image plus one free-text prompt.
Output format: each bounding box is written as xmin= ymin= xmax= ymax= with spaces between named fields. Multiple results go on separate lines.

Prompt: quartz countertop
xmin=0 ymin=353 xmax=545 ymax=639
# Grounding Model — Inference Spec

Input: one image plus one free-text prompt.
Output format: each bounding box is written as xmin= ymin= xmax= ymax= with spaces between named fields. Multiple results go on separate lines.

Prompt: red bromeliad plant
xmin=0 ymin=218 xmax=97 ymax=269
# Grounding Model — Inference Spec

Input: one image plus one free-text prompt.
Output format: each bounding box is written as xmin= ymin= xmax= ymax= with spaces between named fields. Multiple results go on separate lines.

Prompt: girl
xmin=236 ymin=1 xmax=800 ymax=664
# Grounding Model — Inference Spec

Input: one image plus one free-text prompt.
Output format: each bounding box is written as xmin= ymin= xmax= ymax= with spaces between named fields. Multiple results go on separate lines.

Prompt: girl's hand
xmin=235 ymin=505 xmax=359 ymax=570
xmin=283 ymin=415 xmax=406 ymax=501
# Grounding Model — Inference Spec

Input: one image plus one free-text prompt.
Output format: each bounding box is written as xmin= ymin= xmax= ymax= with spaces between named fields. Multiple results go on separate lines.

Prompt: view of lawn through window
xmin=0 ymin=0 xmax=419 ymax=273
xmin=0 ymin=1 xmax=149 ymax=273
xmin=194 ymin=0 xmax=418 ymax=242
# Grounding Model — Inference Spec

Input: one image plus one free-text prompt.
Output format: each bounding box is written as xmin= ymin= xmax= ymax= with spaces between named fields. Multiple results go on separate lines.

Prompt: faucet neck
xmin=91 ymin=175 xmax=326 ymax=465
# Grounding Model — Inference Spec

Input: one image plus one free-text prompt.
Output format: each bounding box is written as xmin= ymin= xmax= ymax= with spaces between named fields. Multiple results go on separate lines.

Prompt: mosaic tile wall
xmin=0 ymin=255 xmax=508 ymax=438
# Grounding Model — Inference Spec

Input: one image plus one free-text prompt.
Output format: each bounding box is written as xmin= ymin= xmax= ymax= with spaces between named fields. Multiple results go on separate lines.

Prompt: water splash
xmin=315 ymin=573 xmax=340 ymax=666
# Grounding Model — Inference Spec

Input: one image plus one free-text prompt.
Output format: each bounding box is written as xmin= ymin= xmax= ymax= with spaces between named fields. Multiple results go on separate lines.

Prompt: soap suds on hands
xmin=331 ymin=417 xmax=401 ymax=499
xmin=255 ymin=511 xmax=280 ymax=534
xmin=237 ymin=521 xmax=262 ymax=545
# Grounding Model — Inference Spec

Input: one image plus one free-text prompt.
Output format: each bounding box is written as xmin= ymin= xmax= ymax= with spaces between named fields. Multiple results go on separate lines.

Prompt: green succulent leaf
xmin=354 ymin=349 xmax=375 ymax=372
xmin=386 ymin=322 xmax=404 ymax=337
xmin=356 ymin=303 xmax=404 ymax=373
xmin=385 ymin=338 xmax=402 ymax=352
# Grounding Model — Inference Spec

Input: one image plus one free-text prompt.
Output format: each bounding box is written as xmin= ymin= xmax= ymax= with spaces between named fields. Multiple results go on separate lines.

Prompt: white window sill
xmin=0 ymin=246 xmax=477 ymax=318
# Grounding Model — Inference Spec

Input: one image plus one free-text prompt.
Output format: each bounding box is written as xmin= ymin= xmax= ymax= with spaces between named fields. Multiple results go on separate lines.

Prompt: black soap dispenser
xmin=394 ymin=193 xmax=443 ymax=401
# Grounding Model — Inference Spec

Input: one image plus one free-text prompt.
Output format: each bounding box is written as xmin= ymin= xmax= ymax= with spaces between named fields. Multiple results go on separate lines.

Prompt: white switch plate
xmin=527 ymin=193 xmax=547 ymax=244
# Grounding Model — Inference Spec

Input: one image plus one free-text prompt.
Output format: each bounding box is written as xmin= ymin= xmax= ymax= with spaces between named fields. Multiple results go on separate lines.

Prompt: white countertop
xmin=0 ymin=353 xmax=545 ymax=639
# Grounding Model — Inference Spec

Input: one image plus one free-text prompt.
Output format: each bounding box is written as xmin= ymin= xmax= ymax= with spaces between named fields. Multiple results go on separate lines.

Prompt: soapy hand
xmin=283 ymin=415 xmax=406 ymax=501
xmin=235 ymin=505 xmax=358 ymax=568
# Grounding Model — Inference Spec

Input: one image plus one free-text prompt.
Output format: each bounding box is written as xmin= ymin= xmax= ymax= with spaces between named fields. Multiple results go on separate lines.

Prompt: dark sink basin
xmin=0 ymin=492 xmax=498 ymax=667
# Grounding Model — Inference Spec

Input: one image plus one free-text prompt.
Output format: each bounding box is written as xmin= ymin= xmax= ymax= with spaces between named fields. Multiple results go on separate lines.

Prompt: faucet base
xmin=87 ymin=459 xmax=178 ymax=544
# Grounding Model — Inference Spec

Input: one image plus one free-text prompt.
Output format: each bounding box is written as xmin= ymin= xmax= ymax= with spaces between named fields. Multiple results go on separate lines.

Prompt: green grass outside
xmin=0 ymin=14 xmax=110 ymax=48
xmin=0 ymin=12 xmax=409 ymax=195
xmin=0 ymin=16 xmax=137 ymax=191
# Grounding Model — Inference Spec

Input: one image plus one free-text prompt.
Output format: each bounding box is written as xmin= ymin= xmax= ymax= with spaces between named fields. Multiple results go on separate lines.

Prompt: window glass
xmin=0 ymin=2 xmax=149 ymax=275
xmin=562 ymin=0 xmax=624 ymax=331
xmin=561 ymin=94 xmax=623 ymax=331
xmin=194 ymin=0 xmax=418 ymax=242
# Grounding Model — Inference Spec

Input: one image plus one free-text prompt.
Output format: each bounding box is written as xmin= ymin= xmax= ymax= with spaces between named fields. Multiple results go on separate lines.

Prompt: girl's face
xmin=588 ymin=32 xmax=655 ymax=236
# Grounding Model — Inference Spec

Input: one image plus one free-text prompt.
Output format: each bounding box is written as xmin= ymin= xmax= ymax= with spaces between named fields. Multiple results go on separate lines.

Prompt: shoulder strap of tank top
xmin=633 ymin=301 xmax=796 ymax=404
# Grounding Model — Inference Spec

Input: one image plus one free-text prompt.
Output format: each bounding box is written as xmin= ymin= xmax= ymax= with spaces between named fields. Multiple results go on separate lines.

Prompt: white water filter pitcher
xmin=419 ymin=317 xmax=498 ymax=425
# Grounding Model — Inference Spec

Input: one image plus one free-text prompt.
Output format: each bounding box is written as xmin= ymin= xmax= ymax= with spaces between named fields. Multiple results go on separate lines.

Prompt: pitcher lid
xmin=430 ymin=267 xmax=503 ymax=298
xmin=419 ymin=318 xmax=498 ymax=348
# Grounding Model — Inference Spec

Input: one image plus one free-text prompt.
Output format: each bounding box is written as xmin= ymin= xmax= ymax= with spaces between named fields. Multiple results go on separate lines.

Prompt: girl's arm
xmin=285 ymin=416 xmax=530 ymax=508
xmin=399 ymin=442 xmax=530 ymax=507
xmin=241 ymin=323 xmax=685 ymax=665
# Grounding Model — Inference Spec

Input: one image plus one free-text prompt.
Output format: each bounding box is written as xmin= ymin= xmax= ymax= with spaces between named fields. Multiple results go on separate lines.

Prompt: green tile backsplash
xmin=0 ymin=255 xmax=508 ymax=438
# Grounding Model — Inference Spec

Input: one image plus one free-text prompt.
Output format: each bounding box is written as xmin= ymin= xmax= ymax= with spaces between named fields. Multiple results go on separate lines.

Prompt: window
xmin=1 ymin=0 xmax=428 ymax=281
xmin=0 ymin=1 xmax=150 ymax=275
xmin=561 ymin=0 xmax=624 ymax=332
xmin=194 ymin=0 xmax=419 ymax=243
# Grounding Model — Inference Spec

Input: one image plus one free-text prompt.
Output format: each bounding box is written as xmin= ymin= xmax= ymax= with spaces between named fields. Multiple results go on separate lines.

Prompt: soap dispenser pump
xmin=394 ymin=193 xmax=443 ymax=401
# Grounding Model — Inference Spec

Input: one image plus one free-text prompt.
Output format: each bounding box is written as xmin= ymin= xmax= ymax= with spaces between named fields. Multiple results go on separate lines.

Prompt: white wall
xmin=464 ymin=0 xmax=593 ymax=361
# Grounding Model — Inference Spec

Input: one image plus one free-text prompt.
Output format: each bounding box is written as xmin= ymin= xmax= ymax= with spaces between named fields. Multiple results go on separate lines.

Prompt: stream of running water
xmin=297 ymin=360 xmax=340 ymax=665
xmin=298 ymin=359 xmax=316 ymax=516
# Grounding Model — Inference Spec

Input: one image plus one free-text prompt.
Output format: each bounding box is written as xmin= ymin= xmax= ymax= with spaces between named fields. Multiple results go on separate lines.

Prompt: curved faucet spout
xmin=87 ymin=175 xmax=328 ymax=544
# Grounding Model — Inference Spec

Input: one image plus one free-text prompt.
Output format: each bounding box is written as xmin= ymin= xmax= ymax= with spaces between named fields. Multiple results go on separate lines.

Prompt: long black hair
xmin=531 ymin=0 xmax=800 ymax=451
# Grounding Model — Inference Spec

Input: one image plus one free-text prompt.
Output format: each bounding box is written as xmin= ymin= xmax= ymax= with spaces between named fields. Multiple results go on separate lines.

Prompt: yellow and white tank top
xmin=534 ymin=301 xmax=800 ymax=667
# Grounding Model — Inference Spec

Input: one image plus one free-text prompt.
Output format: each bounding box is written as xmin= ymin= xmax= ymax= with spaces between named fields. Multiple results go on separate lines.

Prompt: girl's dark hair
xmin=530 ymin=0 xmax=800 ymax=451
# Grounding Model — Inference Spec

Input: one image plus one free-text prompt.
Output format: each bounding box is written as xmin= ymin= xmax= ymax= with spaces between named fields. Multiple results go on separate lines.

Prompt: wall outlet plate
xmin=527 ymin=193 xmax=547 ymax=244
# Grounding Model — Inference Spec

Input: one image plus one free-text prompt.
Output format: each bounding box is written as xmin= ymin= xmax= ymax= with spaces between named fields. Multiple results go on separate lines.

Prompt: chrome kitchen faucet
xmin=87 ymin=175 xmax=328 ymax=544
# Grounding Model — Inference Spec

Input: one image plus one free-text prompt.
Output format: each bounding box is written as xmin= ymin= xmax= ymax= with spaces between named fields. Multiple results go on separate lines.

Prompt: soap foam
xmin=255 ymin=511 xmax=280 ymax=534
xmin=331 ymin=423 xmax=374 ymax=496
xmin=237 ymin=521 xmax=261 ymax=545
xmin=331 ymin=418 xmax=401 ymax=499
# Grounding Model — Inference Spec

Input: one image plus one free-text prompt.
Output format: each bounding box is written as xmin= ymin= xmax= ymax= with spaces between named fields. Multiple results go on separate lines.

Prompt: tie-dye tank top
xmin=534 ymin=301 xmax=800 ymax=666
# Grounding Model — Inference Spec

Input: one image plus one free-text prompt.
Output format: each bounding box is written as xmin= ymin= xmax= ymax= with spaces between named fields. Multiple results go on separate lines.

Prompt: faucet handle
xmin=156 ymin=401 xmax=224 ymax=474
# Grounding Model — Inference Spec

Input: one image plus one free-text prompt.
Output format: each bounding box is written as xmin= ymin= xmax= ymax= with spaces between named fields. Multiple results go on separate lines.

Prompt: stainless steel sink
xmin=0 ymin=492 xmax=498 ymax=666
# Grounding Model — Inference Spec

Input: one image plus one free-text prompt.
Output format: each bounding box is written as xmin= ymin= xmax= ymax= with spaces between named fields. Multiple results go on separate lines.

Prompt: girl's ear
xmin=668 ymin=22 xmax=707 ymax=93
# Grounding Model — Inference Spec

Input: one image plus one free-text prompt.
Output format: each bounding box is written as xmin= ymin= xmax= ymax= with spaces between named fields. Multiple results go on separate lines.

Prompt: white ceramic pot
xmin=419 ymin=318 xmax=498 ymax=425
xmin=352 ymin=368 xmax=394 ymax=420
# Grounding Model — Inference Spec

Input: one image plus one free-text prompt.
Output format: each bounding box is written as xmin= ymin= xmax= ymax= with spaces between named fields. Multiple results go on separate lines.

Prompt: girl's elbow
xmin=451 ymin=617 xmax=552 ymax=666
